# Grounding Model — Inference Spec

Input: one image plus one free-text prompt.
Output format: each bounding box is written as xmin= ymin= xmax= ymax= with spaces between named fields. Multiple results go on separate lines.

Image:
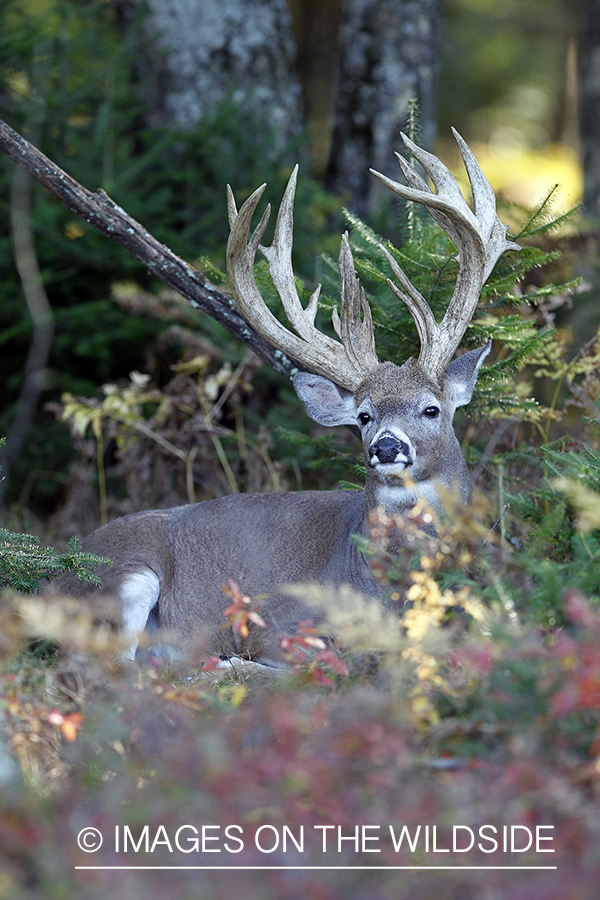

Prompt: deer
xmin=60 ymin=130 xmax=519 ymax=666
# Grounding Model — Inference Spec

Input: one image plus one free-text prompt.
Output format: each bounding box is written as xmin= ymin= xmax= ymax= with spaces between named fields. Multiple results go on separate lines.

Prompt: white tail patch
xmin=72 ymin=134 xmax=515 ymax=667
xmin=119 ymin=568 xmax=161 ymax=660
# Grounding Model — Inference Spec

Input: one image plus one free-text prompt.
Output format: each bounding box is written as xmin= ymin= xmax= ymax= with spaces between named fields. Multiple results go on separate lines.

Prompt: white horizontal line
xmin=75 ymin=865 xmax=558 ymax=871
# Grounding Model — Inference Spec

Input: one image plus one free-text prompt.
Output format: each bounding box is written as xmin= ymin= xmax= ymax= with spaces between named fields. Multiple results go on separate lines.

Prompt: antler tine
xmin=450 ymin=128 xmax=520 ymax=281
xmin=370 ymin=130 xmax=519 ymax=381
xmin=379 ymin=243 xmax=437 ymax=351
xmin=257 ymin=165 xmax=320 ymax=341
xmin=226 ymin=168 xmax=379 ymax=391
xmin=334 ymin=233 xmax=378 ymax=371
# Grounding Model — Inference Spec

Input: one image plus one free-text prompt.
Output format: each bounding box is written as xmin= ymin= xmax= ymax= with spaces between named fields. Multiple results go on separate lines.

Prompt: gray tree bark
xmin=578 ymin=0 xmax=600 ymax=220
xmin=116 ymin=0 xmax=303 ymax=153
xmin=116 ymin=0 xmax=442 ymax=215
xmin=326 ymin=0 xmax=443 ymax=217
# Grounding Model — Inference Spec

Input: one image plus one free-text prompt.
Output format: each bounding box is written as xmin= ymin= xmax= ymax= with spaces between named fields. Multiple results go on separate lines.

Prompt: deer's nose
xmin=370 ymin=434 xmax=410 ymax=464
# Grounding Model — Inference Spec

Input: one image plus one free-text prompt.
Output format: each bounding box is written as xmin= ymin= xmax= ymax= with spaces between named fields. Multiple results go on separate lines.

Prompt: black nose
xmin=371 ymin=434 xmax=409 ymax=464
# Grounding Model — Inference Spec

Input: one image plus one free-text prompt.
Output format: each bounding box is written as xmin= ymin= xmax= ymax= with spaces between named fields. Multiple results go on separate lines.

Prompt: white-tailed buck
xmin=63 ymin=131 xmax=518 ymax=664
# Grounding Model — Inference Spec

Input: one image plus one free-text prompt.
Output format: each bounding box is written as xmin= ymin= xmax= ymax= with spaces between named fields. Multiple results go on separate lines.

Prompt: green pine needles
xmin=0 ymin=530 xmax=106 ymax=594
xmin=0 ymin=439 xmax=108 ymax=593
xmin=280 ymin=185 xmax=600 ymax=631
xmin=335 ymin=193 xmax=582 ymax=422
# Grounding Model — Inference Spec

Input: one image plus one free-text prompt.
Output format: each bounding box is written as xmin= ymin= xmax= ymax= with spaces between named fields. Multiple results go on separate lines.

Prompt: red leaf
xmin=564 ymin=590 xmax=597 ymax=628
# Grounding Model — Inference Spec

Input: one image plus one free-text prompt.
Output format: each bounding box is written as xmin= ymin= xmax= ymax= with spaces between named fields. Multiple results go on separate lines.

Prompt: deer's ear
xmin=443 ymin=340 xmax=491 ymax=409
xmin=293 ymin=372 xmax=357 ymax=426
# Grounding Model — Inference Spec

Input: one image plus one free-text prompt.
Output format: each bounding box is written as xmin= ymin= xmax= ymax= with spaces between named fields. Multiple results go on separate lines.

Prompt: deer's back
xmin=63 ymin=489 xmax=374 ymax=658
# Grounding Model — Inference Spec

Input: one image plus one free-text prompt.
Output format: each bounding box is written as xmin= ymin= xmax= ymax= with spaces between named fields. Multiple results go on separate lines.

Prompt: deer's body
xmin=61 ymin=131 xmax=518 ymax=664
xmin=63 ymin=349 xmax=488 ymax=662
xmin=68 ymin=490 xmax=372 ymax=662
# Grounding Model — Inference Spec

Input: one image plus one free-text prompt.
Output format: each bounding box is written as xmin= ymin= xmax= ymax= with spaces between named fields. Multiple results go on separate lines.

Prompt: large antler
xmin=371 ymin=128 xmax=520 ymax=382
xmin=226 ymin=166 xmax=379 ymax=392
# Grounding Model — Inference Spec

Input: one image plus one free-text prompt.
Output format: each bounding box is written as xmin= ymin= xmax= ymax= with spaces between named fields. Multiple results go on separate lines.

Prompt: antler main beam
xmin=226 ymin=166 xmax=379 ymax=392
xmin=227 ymin=131 xmax=517 ymax=390
xmin=371 ymin=128 xmax=519 ymax=381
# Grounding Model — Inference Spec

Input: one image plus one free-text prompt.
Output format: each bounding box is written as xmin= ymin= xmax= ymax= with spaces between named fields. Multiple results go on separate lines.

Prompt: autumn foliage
xmin=1 ymin=483 xmax=600 ymax=900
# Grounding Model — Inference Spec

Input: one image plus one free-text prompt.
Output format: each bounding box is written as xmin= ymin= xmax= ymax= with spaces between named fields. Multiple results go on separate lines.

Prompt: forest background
xmin=0 ymin=0 xmax=596 ymax=530
xmin=2 ymin=2 xmax=600 ymax=899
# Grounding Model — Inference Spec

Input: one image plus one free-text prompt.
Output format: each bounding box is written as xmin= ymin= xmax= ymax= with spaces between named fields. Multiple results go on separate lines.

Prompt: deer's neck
xmin=363 ymin=456 xmax=472 ymax=518
xmin=365 ymin=479 xmax=435 ymax=515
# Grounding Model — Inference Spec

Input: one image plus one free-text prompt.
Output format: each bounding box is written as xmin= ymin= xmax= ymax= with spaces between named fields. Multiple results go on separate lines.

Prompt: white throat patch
xmin=374 ymin=478 xmax=440 ymax=514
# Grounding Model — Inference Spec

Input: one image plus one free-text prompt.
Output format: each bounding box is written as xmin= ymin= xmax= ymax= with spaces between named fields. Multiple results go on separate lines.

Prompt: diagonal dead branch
xmin=0 ymin=117 xmax=299 ymax=381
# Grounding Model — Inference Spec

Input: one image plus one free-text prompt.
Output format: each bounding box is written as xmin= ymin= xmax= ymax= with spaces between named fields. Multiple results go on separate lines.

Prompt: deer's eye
xmin=423 ymin=406 xmax=440 ymax=419
xmin=358 ymin=412 xmax=371 ymax=426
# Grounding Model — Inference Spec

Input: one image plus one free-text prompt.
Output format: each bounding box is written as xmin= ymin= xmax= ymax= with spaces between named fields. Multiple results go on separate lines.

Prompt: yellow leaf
xmin=411 ymin=695 xmax=430 ymax=714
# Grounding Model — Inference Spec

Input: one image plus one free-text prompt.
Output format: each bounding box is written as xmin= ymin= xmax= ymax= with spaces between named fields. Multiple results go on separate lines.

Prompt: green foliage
xmin=0 ymin=436 xmax=107 ymax=591
xmin=0 ymin=529 xmax=104 ymax=593
xmin=0 ymin=0 xmax=340 ymax=508
xmin=1 ymin=507 xmax=600 ymax=896
xmin=278 ymin=184 xmax=585 ymax=488
xmin=495 ymin=442 xmax=600 ymax=624
xmin=2 ymin=8 xmax=600 ymax=894
xmin=439 ymin=0 xmax=573 ymax=145
xmin=3 ymin=293 xmax=600 ymax=899
xmin=338 ymin=197 xmax=581 ymax=422
xmin=276 ymin=426 xmax=365 ymax=483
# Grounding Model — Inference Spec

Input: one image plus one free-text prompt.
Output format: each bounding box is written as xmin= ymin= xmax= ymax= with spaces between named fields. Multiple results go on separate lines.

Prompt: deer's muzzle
xmin=370 ymin=433 xmax=412 ymax=466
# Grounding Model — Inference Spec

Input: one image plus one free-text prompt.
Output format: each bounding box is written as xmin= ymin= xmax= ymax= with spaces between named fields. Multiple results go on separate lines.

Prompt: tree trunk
xmin=117 ymin=0 xmax=442 ymax=215
xmin=116 ymin=0 xmax=303 ymax=152
xmin=578 ymin=0 xmax=600 ymax=219
xmin=326 ymin=0 xmax=443 ymax=217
